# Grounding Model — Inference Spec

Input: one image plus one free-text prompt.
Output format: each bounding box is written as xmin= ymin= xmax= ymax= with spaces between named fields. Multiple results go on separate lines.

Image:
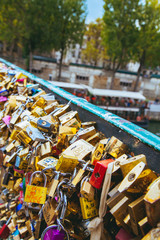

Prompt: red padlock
xmin=90 ymin=159 xmax=114 ymax=189
xmin=52 ymin=144 xmax=62 ymax=157
xmin=0 ymin=216 xmax=12 ymax=239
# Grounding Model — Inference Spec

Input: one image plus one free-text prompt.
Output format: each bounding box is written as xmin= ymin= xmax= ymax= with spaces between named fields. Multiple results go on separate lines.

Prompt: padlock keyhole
xmin=94 ymin=172 xmax=100 ymax=178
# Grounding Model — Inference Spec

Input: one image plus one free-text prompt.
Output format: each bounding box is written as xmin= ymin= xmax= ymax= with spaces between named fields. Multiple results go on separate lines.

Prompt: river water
xmin=146 ymin=121 xmax=160 ymax=136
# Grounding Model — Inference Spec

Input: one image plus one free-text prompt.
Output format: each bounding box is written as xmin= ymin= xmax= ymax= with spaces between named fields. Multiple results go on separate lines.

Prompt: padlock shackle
xmin=80 ymin=175 xmax=89 ymax=189
xmin=41 ymin=166 xmax=56 ymax=173
xmin=22 ymin=115 xmax=30 ymax=122
xmin=41 ymin=224 xmax=69 ymax=240
xmin=29 ymin=171 xmax=47 ymax=187
xmin=60 ymin=194 xmax=67 ymax=222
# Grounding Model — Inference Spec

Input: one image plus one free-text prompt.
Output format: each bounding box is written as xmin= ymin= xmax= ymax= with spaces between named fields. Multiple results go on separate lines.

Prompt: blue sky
xmin=86 ymin=0 xmax=104 ymax=23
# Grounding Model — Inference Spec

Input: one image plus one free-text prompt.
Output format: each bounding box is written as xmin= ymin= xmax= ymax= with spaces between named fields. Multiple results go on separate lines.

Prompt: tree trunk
xmin=110 ymin=70 xmax=116 ymax=89
xmin=2 ymin=42 xmax=7 ymax=56
xmin=9 ymin=42 xmax=15 ymax=56
xmin=29 ymin=51 xmax=33 ymax=73
xmin=58 ymin=49 xmax=64 ymax=81
xmin=134 ymin=50 xmax=145 ymax=92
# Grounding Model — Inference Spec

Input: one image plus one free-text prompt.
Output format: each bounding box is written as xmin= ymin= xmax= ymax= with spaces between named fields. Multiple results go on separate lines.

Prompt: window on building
xmin=76 ymin=75 xmax=89 ymax=81
xmin=120 ymin=81 xmax=132 ymax=87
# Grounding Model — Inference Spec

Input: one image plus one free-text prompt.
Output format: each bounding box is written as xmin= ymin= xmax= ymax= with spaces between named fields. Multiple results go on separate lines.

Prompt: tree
xmin=0 ymin=0 xmax=57 ymax=71
xmin=81 ymin=18 xmax=107 ymax=66
xmin=133 ymin=0 xmax=160 ymax=91
xmin=102 ymin=0 xmax=140 ymax=89
xmin=50 ymin=0 xmax=86 ymax=80
xmin=0 ymin=0 xmax=25 ymax=56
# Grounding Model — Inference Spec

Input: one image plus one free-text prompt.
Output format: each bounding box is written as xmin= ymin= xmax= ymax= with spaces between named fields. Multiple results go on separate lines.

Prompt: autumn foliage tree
xmin=81 ymin=18 xmax=107 ymax=66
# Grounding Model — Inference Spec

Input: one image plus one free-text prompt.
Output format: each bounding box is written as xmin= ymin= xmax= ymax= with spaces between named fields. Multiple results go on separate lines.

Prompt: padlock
xmin=128 ymin=195 xmax=146 ymax=235
xmin=62 ymin=139 xmax=94 ymax=160
xmin=26 ymin=125 xmax=46 ymax=142
xmin=138 ymin=217 xmax=151 ymax=236
xmin=144 ymin=177 xmax=160 ymax=227
xmin=31 ymin=89 xmax=46 ymax=101
xmin=43 ymin=198 xmax=58 ymax=225
xmin=64 ymin=117 xmax=81 ymax=129
xmin=10 ymin=105 xmax=25 ymax=126
xmin=48 ymin=172 xmax=60 ymax=197
xmin=120 ymin=154 xmax=147 ymax=177
xmin=31 ymin=97 xmax=47 ymax=109
xmin=80 ymin=176 xmax=95 ymax=201
xmin=0 ymin=89 xmax=9 ymax=96
xmin=115 ymin=228 xmax=133 ymax=240
xmin=37 ymin=156 xmax=58 ymax=171
xmin=2 ymin=169 xmax=13 ymax=186
xmin=59 ymin=110 xmax=80 ymax=125
xmin=59 ymin=125 xmax=77 ymax=135
xmin=24 ymin=171 xmax=47 ymax=204
xmin=20 ymin=109 xmax=31 ymax=119
xmin=40 ymin=141 xmax=52 ymax=157
xmin=52 ymin=144 xmax=62 ymax=157
xmin=112 ymin=154 xmax=128 ymax=173
xmin=80 ymin=196 xmax=98 ymax=220
xmin=104 ymin=136 xmax=128 ymax=158
xmin=4 ymin=147 xmax=22 ymax=166
xmin=41 ymin=224 xmax=67 ymax=240
xmin=5 ymin=140 xmax=16 ymax=153
xmin=56 ymin=154 xmax=79 ymax=173
xmin=34 ymin=210 xmax=44 ymax=239
xmin=110 ymin=195 xmax=132 ymax=226
xmin=2 ymin=115 xmax=11 ymax=125
xmin=86 ymin=132 xmax=101 ymax=146
xmin=89 ymin=159 xmax=114 ymax=189
xmin=118 ymin=162 xmax=157 ymax=194
xmin=0 ymin=216 xmax=12 ymax=239
xmin=31 ymin=106 xmax=46 ymax=117
xmin=16 ymin=129 xmax=32 ymax=145
xmin=29 ymin=115 xmax=38 ymax=128
xmin=91 ymin=142 xmax=104 ymax=165
xmin=44 ymin=101 xmax=59 ymax=114
xmin=71 ymin=161 xmax=90 ymax=187
xmin=37 ymin=119 xmax=53 ymax=133
xmin=18 ymin=147 xmax=30 ymax=158
xmin=77 ymin=126 xmax=96 ymax=140
xmin=53 ymin=103 xmax=70 ymax=119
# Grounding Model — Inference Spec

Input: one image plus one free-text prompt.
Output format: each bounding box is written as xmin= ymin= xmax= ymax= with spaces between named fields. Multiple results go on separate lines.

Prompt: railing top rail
xmin=0 ymin=57 xmax=160 ymax=152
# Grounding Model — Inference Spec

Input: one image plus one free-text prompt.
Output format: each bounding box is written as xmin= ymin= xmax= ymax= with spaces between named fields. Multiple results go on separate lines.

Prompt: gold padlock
xmin=105 ymin=136 xmax=128 ymax=158
xmin=31 ymin=89 xmax=46 ymax=101
xmin=43 ymin=198 xmax=58 ymax=225
xmin=80 ymin=177 xmax=95 ymax=201
xmin=78 ymin=126 xmax=96 ymax=140
xmin=120 ymin=154 xmax=147 ymax=177
xmin=64 ymin=118 xmax=81 ymax=129
xmin=86 ymin=132 xmax=101 ymax=146
xmin=56 ymin=154 xmax=79 ymax=173
xmin=91 ymin=142 xmax=104 ymax=165
xmin=80 ymin=196 xmax=98 ymax=220
xmin=128 ymin=195 xmax=146 ymax=235
xmin=31 ymin=106 xmax=46 ymax=117
xmin=41 ymin=142 xmax=52 ymax=158
xmin=31 ymin=97 xmax=47 ymax=110
xmin=37 ymin=156 xmax=58 ymax=171
xmin=62 ymin=139 xmax=94 ymax=160
xmin=59 ymin=111 xmax=80 ymax=125
xmin=24 ymin=171 xmax=47 ymax=204
xmin=19 ymin=147 xmax=29 ymax=158
xmin=144 ymin=177 xmax=160 ymax=227
xmin=44 ymin=101 xmax=59 ymax=114
xmin=16 ymin=129 xmax=32 ymax=146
